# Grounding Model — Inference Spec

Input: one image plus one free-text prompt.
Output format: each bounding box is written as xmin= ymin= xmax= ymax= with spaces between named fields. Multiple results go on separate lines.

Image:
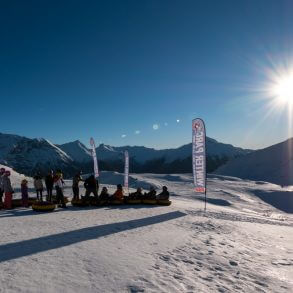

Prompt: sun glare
xmin=272 ymin=73 xmax=293 ymax=106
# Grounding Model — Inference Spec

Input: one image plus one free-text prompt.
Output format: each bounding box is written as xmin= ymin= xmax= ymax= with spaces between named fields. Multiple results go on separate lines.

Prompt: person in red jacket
xmin=112 ymin=184 xmax=124 ymax=201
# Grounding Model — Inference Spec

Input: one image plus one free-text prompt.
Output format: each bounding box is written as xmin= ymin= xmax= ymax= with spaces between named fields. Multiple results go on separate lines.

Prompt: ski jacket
xmin=21 ymin=184 xmax=28 ymax=196
xmin=157 ymin=191 xmax=169 ymax=200
xmin=72 ymin=174 xmax=83 ymax=188
xmin=113 ymin=189 xmax=124 ymax=200
xmin=54 ymin=176 xmax=64 ymax=189
xmin=45 ymin=175 xmax=54 ymax=188
xmin=84 ymin=176 xmax=98 ymax=190
xmin=34 ymin=178 xmax=44 ymax=190
xmin=2 ymin=175 xmax=13 ymax=193
xmin=0 ymin=174 xmax=4 ymax=190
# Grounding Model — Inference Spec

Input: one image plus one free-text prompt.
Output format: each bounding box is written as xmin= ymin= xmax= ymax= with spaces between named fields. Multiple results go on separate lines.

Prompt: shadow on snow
xmin=0 ymin=211 xmax=186 ymax=263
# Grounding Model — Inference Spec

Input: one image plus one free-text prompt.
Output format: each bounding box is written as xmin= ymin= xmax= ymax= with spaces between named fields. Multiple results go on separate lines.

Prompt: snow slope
xmin=215 ymin=138 xmax=293 ymax=186
xmin=0 ymin=171 xmax=292 ymax=293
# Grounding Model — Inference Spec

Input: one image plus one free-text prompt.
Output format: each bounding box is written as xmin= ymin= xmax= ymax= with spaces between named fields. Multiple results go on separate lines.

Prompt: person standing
xmin=0 ymin=167 xmax=5 ymax=203
xmin=84 ymin=175 xmax=98 ymax=199
xmin=54 ymin=171 xmax=66 ymax=208
xmin=72 ymin=171 xmax=83 ymax=200
xmin=3 ymin=170 xmax=14 ymax=209
xmin=34 ymin=173 xmax=44 ymax=201
xmin=45 ymin=171 xmax=54 ymax=202
xmin=21 ymin=179 xmax=29 ymax=207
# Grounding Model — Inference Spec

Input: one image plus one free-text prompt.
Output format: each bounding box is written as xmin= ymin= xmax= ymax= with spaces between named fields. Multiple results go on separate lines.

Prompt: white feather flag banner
xmin=192 ymin=118 xmax=206 ymax=193
xmin=90 ymin=137 xmax=99 ymax=178
xmin=124 ymin=150 xmax=129 ymax=188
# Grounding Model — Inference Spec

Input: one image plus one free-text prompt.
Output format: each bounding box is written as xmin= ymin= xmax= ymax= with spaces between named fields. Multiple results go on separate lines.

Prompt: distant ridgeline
xmin=0 ymin=133 xmax=251 ymax=178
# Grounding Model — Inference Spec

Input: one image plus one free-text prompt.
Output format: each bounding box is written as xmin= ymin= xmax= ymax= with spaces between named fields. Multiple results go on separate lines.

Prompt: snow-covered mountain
xmin=58 ymin=140 xmax=92 ymax=163
xmin=93 ymin=137 xmax=251 ymax=163
xmin=0 ymin=133 xmax=77 ymax=176
xmin=0 ymin=132 xmax=251 ymax=177
xmin=214 ymin=138 xmax=293 ymax=186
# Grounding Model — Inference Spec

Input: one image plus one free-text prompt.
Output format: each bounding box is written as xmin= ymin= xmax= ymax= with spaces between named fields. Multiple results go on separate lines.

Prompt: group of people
xmin=0 ymin=168 xmax=67 ymax=209
xmin=71 ymin=171 xmax=170 ymax=202
xmin=0 ymin=168 xmax=170 ymax=209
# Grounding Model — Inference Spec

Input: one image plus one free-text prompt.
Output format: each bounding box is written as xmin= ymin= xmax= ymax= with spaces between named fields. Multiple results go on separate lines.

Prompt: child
xmin=21 ymin=179 xmax=29 ymax=207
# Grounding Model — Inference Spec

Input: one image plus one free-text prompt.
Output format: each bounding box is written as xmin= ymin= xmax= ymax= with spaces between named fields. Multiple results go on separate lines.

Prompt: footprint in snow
xmin=229 ymin=260 xmax=238 ymax=266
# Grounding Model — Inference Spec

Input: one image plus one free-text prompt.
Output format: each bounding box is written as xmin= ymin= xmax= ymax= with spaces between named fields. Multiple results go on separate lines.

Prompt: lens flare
xmin=271 ymin=73 xmax=293 ymax=106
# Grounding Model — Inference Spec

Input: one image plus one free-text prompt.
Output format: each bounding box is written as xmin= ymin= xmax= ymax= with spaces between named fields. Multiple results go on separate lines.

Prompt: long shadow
xmin=194 ymin=196 xmax=231 ymax=206
xmin=253 ymin=190 xmax=293 ymax=213
xmin=0 ymin=211 xmax=186 ymax=263
xmin=0 ymin=204 xmax=161 ymax=218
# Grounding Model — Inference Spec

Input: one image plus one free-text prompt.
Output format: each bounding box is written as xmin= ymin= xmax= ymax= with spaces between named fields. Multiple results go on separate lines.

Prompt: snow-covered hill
xmin=214 ymin=138 xmax=293 ymax=186
xmin=0 ymin=172 xmax=292 ymax=292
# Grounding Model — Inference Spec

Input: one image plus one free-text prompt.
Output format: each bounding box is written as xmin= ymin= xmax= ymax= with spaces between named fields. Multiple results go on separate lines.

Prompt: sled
xmin=12 ymin=199 xmax=23 ymax=208
xmin=157 ymin=199 xmax=172 ymax=206
xmin=32 ymin=201 xmax=56 ymax=212
xmin=71 ymin=199 xmax=90 ymax=207
xmin=125 ymin=199 xmax=142 ymax=204
xmin=142 ymin=199 xmax=157 ymax=205
xmin=109 ymin=199 xmax=124 ymax=205
xmin=52 ymin=196 xmax=69 ymax=204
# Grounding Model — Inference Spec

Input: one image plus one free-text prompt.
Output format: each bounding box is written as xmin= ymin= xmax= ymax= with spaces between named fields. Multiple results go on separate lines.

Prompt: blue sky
xmin=0 ymin=0 xmax=293 ymax=149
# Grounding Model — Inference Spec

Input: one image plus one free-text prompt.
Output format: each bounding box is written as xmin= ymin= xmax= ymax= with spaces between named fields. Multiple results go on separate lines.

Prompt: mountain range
xmin=0 ymin=132 xmax=251 ymax=178
xmin=215 ymin=137 xmax=293 ymax=186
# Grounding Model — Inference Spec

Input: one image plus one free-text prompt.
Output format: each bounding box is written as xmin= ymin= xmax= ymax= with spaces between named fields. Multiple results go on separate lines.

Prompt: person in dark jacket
xmin=0 ymin=167 xmax=5 ymax=203
xmin=129 ymin=187 xmax=143 ymax=199
xmin=3 ymin=170 xmax=14 ymax=209
xmin=157 ymin=186 xmax=169 ymax=200
xmin=99 ymin=187 xmax=109 ymax=200
xmin=144 ymin=186 xmax=157 ymax=200
xmin=21 ymin=179 xmax=29 ymax=207
xmin=84 ymin=175 xmax=99 ymax=199
xmin=45 ymin=171 xmax=54 ymax=202
xmin=72 ymin=171 xmax=83 ymax=200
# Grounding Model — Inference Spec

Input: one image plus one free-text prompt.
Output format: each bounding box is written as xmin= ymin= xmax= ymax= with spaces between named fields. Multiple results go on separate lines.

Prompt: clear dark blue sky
xmin=1 ymin=0 xmax=292 ymax=149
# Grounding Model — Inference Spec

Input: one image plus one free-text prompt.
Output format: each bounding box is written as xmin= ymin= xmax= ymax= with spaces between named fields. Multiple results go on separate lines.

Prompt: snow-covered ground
xmin=0 ymin=169 xmax=292 ymax=293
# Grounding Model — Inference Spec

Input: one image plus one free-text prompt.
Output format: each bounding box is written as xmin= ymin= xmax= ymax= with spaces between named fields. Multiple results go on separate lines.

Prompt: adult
xmin=144 ymin=186 xmax=156 ymax=200
xmin=3 ymin=170 xmax=14 ymax=209
xmin=129 ymin=187 xmax=143 ymax=199
xmin=84 ymin=175 xmax=99 ymax=199
xmin=45 ymin=171 xmax=54 ymax=202
xmin=54 ymin=171 xmax=66 ymax=208
xmin=157 ymin=186 xmax=169 ymax=200
xmin=34 ymin=173 xmax=44 ymax=201
xmin=0 ymin=167 xmax=5 ymax=203
xmin=100 ymin=187 xmax=110 ymax=200
xmin=72 ymin=171 xmax=83 ymax=200
xmin=112 ymin=184 xmax=124 ymax=201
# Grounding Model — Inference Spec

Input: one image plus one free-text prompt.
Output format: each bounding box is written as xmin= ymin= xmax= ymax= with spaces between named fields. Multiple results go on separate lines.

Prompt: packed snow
xmin=0 ymin=168 xmax=292 ymax=293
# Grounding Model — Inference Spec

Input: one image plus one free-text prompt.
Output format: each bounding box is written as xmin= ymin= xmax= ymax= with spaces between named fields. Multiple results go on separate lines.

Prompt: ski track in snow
xmin=0 ymin=171 xmax=292 ymax=293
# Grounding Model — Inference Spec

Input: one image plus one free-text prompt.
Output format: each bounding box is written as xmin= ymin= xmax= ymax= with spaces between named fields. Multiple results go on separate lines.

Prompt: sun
xmin=271 ymin=73 xmax=293 ymax=106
